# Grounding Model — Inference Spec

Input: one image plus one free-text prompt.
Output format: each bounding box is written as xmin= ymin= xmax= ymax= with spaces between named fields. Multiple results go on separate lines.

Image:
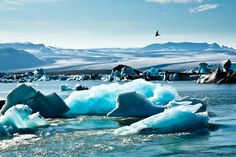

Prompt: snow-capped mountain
xmin=139 ymin=42 xmax=233 ymax=52
xmin=0 ymin=42 xmax=55 ymax=59
xmin=0 ymin=42 xmax=235 ymax=72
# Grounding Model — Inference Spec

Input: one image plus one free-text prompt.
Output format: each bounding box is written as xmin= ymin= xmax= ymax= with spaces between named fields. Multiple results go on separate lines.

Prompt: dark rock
xmin=0 ymin=100 xmax=5 ymax=110
xmin=168 ymin=73 xmax=200 ymax=81
xmin=79 ymin=75 xmax=90 ymax=81
xmin=75 ymin=84 xmax=89 ymax=91
xmin=112 ymin=64 xmax=140 ymax=75
xmin=24 ymin=72 xmax=34 ymax=76
xmin=90 ymin=73 xmax=101 ymax=80
xmin=222 ymin=59 xmax=232 ymax=72
xmin=197 ymin=67 xmax=236 ymax=84
xmin=0 ymin=72 xmax=7 ymax=78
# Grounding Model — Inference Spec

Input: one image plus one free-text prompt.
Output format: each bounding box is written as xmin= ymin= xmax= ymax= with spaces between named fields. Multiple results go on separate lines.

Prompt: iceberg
xmin=165 ymin=96 xmax=207 ymax=113
xmin=142 ymin=68 xmax=160 ymax=77
xmin=109 ymin=65 xmax=141 ymax=81
xmin=65 ymin=79 xmax=178 ymax=115
xmin=38 ymin=74 xmax=50 ymax=81
xmin=60 ymin=84 xmax=73 ymax=91
xmin=197 ymin=63 xmax=211 ymax=74
xmin=0 ymin=105 xmax=49 ymax=136
xmin=1 ymin=84 xmax=37 ymax=114
xmin=114 ymin=103 xmax=208 ymax=136
xmin=109 ymin=70 xmax=121 ymax=81
xmin=33 ymin=68 xmax=45 ymax=77
xmin=107 ymin=91 xmax=164 ymax=117
xmin=0 ymin=84 xmax=69 ymax=118
xmin=149 ymin=85 xmax=179 ymax=105
xmin=121 ymin=66 xmax=138 ymax=77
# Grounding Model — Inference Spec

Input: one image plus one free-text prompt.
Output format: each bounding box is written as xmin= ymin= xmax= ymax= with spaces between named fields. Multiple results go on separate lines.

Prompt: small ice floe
xmin=38 ymin=74 xmax=50 ymax=81
xmin=60 ymin=84 xmax=73 ymax=91
xmin=114 ymin=103 xmax=208 ymax=136
xmin=0 ymin=104 xmax=49 ymax=136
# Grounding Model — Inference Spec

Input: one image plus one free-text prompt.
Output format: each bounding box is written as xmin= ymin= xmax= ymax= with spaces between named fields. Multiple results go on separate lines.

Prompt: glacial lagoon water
xmin=0 ymin=80 xmax=236 ymax=156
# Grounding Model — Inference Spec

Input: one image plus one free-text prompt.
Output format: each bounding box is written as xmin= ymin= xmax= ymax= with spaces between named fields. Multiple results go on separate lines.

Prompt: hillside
xmin=0 ymin=48 xmax=46 ymax=71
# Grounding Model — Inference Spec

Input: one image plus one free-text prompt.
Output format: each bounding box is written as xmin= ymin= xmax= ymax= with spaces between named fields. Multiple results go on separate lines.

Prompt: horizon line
xmin=0 ymin=40 xmax=235 ymax=50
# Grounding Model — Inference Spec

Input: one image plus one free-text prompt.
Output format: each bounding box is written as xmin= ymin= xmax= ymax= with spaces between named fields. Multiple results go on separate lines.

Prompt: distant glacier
xmin=0 ymin=42 xmax=235 ymax=72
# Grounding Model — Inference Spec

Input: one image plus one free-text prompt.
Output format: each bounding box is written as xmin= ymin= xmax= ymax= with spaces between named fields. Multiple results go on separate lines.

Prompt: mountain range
xmin=0 ymin=48 xmax=46 ymax=71
xmin=0 ymin=42 xmax=235 ymax=72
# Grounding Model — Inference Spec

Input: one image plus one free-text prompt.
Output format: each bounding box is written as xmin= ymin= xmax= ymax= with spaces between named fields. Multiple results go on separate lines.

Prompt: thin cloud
xmin=4 ymin=0 xmax=24 ymax=6
xmin=189 ymin=3 xmax=219 ymax=13
xmin=146 ymin=0 xmax=203 ymax=4
xmin=0 ymin=0 xmax=64 ymax=11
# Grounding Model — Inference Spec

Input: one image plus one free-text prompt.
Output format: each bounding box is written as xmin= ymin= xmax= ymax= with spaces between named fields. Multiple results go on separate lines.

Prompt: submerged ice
xmin=65 ymin=79 xmax=179 ymax=115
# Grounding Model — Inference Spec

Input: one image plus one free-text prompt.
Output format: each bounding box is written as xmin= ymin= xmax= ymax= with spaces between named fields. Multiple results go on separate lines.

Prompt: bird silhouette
xmin=155 ymin=30 xmax=160 ymax=37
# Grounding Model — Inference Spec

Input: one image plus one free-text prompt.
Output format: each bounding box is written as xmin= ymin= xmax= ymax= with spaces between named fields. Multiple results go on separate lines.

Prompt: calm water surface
xmin=0 ymin=80 xmax=236 ymax=157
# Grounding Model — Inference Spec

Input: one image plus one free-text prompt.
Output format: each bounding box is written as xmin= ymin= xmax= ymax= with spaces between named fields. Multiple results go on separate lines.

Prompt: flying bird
xmin=155 ymin=30 xmax=160 ymax=37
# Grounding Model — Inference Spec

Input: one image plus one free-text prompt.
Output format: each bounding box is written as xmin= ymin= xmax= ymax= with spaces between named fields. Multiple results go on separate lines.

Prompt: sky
xmin=0 ymin=0 xmax=235 ymax=49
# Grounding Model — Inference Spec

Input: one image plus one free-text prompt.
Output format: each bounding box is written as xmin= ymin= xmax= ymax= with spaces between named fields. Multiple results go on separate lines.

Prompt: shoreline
xmin=12 ymin=69 xmax=112 ymax=75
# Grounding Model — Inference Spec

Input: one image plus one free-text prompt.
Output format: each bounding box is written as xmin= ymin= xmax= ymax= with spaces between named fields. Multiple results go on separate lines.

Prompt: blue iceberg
xmin=107 ymin=91 xmax=165 ymax=117
xmin=60 ymin=84 xmax=73 ymax=91
xmin=65 ymin=79 xmax=179 ymax=115
xmin=0 ymin=105 xmax=49 ymax=136
xmin=0 ymin=84 xmax=69 ymax=118
xmin=114 ymin=103 xmax=209 ymax=136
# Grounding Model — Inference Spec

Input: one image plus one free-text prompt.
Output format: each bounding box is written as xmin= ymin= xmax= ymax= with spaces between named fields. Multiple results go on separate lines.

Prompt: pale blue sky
xmin=0 ymin=0 xmax=235 ymax=48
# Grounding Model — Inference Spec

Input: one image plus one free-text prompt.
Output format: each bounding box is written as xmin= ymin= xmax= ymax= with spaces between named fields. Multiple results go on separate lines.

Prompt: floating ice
xmin=1 ymin=84 xmax=69 ymax=118
xmin=107 ymin=91 xmax=164 ymax=117
xmin=65 ymin=79 xmax=178 ymax=115
xmin=114 ymin=103 xmax=208 ymax=136
xmin=38 ymin=74 xmax=50 ymax=81
xmin=109 ymin=70 xmax=121 ymax=81
xmin=198 ymin=63 xmax=211 ymax=74
xmin=165 ymin=96 xmax=207 ymax=113
xmin=0 ymin=105 xmax=49 ymax=136
xmin=121 ymin=66 xmax=137 ymax=77
xmin=149 ymin=85 xmax=179 ymax=105
xmin=142 ymin=68 xmax=160 ymax=77
xmin=33 ymin=68 xmax=45 ymax=77
xmin=60 ymin=84 xmax=73 ymax=91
